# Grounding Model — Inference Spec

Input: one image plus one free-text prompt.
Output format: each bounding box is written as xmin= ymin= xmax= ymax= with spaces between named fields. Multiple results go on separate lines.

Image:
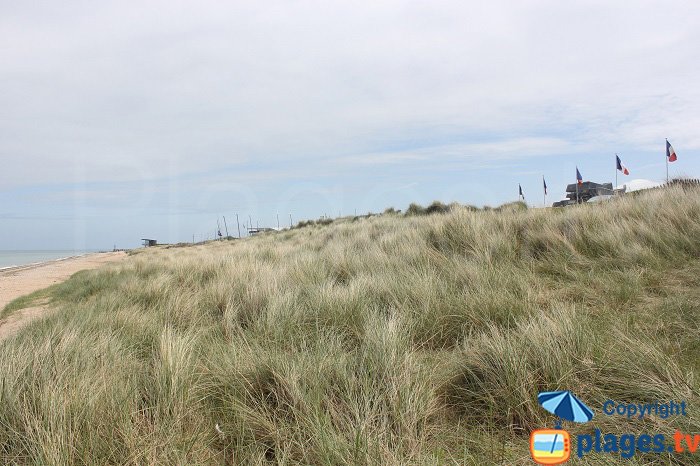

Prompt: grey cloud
xmin=1 ymin=1 xmax=699 ymax=247
xmin=2 ymin=1 xmax=698 ymax=187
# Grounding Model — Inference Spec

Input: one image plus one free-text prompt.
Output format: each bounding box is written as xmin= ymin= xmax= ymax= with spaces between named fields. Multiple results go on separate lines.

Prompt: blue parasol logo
xmin=538 ymin=390 xmax=594 ymax=424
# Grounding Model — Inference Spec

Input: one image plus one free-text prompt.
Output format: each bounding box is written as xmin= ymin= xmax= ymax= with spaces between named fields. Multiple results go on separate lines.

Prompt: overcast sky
xmin=2 ymin=0 xmax=699 ymax=249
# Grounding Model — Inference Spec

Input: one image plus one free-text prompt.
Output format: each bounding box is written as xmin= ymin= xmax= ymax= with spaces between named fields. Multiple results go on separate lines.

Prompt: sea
xmin=0 ymin=250 xmax=100 ymax=270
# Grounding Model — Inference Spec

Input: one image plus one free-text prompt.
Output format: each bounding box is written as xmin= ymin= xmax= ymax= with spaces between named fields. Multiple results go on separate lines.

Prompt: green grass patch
xmin=1 ymin=287 xmax=53 ymax=319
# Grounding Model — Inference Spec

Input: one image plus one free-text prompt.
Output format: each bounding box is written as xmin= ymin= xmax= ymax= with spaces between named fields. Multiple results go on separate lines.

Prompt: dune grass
xmin=1 ymin=186 xmax=700 ymax=464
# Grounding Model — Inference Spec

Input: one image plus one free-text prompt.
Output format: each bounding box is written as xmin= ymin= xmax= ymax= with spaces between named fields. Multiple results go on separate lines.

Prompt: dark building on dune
xmin=555 ymin=181 xmax=614 ymax=205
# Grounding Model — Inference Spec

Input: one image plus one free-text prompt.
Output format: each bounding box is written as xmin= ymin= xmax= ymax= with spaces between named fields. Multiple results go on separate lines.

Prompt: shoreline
xmin=0 ymin=252 xmax=127 ymax=311
xmin=0 ymin=252 xmax=103 ymax=276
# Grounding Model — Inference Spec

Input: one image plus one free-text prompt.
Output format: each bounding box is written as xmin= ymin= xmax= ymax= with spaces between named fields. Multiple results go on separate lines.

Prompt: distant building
xmin=552 ymin=199 xmax=574 ymax=208
xmin=141 ymin=238 xmax=157 ymax=247
xmin=247 ymin=228 xmax=276 ymax=236
xmin=563 ymin=181 xmax=613 ymax=204
xmin=615 ymin=179 xmax=661 ymax=193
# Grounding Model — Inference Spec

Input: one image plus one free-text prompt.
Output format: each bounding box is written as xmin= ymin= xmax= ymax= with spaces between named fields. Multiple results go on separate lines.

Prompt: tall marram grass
xmin=1 ymin=186 xmax=700 ymax=464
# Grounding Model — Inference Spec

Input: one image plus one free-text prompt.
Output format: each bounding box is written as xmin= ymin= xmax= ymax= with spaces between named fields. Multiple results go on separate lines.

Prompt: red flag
xmin=666 ymin=140 xmax=677 ymax=162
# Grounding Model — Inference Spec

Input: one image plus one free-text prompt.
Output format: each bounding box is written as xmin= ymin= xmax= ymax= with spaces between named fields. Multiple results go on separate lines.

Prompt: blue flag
xmin=616 ymin=155 xmax=629 ymax=175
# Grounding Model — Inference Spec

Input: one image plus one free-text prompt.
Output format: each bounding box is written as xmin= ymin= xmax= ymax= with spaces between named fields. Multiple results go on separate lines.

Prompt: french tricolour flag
xmin=666 ymin=139 xmax=677 ymax=162
xmin=576 ymin=167 xmax=583 ymax=185
xmin=616 ymin=155 xmax=630 ymax=175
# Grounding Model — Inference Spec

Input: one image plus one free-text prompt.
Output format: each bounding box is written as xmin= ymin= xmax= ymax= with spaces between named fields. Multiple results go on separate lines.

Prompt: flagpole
xmin=543 ymin=176 xmax=546 ymax=207
xmin=665 ymin=138 xmax=669 ymax=184
xmin=615 ymin=153 xmax=618 ymax=192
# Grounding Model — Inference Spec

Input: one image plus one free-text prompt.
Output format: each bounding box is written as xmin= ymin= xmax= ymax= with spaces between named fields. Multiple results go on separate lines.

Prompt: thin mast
xmin=666 ymin=138 xmax=669 ymax=183
xmin=543 ymin=175 xmax=546 ymax=207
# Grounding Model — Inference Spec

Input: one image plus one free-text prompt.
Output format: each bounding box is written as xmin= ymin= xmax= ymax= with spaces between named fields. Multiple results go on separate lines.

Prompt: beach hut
xmin=141 ymin=239 xmax=157 ymax=247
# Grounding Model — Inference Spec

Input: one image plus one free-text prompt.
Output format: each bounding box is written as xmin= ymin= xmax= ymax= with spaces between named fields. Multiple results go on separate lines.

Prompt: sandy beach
xmin=0 ymin=252 xmax=126 ymax=311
